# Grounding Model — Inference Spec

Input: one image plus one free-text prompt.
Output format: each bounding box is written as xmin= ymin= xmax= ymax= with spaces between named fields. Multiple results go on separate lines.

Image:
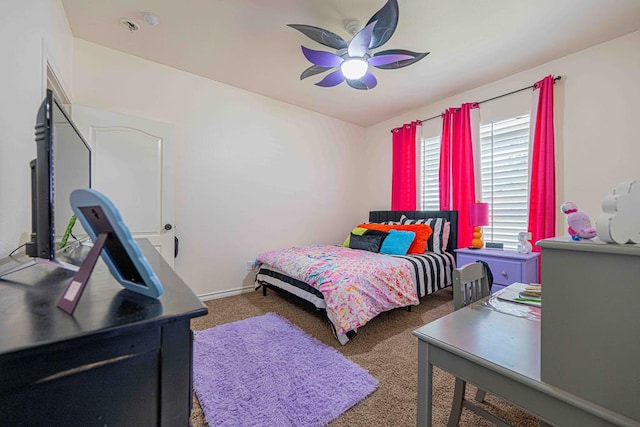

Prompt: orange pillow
xmin=357 ymin=223 xmax=433 ymax=254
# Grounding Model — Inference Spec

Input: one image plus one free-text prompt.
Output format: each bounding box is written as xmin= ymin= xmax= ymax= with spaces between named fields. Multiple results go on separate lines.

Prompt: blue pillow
xmin=380 ymin=230 xmax=415 ymax=255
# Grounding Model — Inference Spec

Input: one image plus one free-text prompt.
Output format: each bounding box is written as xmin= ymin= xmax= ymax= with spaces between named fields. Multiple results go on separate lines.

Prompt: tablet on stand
xmin=57 ymin=189 xmax=163 ymax=315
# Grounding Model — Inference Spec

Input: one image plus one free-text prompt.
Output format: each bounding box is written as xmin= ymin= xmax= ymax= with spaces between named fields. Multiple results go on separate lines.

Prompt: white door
xmin=72 ymin=105 xmax=176 ymax=267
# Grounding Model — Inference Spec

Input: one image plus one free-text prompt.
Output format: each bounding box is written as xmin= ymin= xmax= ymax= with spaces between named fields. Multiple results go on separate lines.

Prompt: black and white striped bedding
xmin=256 ymin=265 xmax=327 ymax=311
xmin=391 ymin=251 xmax=456 ymax=297
xmin=256 ymin=251 xmax=456 ymax=312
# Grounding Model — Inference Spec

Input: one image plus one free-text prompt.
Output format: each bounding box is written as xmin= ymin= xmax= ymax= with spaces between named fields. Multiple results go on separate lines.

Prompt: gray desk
xmin=412 ymin=294 xmax=640 ymax=427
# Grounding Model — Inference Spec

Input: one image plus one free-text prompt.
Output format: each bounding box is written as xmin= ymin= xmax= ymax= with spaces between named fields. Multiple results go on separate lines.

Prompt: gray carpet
xmin=190 ymin=286 xmax=540 ymax=426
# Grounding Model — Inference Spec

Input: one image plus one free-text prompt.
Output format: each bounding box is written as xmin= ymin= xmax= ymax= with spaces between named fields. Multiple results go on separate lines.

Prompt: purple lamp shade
xmin=469 ymin=202 xmax=489 ymax=226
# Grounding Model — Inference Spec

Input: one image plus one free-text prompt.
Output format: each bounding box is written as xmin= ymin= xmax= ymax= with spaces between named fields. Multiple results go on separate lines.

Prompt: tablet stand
xmin=57 ymin=233 xmax=108 ymax=315
xmin=56 ymin=189 xmax=163 ymax=316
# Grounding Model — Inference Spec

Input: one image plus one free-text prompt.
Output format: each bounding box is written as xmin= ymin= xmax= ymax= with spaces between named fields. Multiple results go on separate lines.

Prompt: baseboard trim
xmin=198 ymin=286 xmax=255 ymax=302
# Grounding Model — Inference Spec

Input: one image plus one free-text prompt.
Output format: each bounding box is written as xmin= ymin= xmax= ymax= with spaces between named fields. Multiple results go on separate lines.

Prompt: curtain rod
xmin=391 ymin=75 xmax=562 ymax=132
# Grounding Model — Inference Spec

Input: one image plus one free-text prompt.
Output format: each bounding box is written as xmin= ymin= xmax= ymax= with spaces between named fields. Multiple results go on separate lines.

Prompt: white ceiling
xmin=62 ymin=0 xmax=640 ymax=127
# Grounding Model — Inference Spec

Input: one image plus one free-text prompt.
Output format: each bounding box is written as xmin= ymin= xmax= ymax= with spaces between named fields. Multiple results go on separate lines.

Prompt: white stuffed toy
xmin=596 ymin=180 xmax=640 ymax=244
xmin=561 ymin=201 xmax=597 ymax=241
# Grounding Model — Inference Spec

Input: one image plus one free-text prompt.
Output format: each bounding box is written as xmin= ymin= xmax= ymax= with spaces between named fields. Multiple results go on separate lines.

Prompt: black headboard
xmin=368 ymin=210 xmax=458 ymax=255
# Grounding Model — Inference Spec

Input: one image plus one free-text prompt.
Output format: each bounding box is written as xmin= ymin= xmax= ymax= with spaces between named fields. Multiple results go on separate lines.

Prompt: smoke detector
xmin=120 ymin=18 xmax=140 ymax=32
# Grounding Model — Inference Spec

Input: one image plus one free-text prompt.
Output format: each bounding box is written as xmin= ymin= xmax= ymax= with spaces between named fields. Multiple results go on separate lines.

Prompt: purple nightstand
xmin=455 ymin=248 xmax=540 ymax=294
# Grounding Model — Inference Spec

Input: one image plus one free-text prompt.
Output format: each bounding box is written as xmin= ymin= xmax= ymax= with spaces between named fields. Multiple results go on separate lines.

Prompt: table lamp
xmin=469 ymin=202 xmax=489 ymax=249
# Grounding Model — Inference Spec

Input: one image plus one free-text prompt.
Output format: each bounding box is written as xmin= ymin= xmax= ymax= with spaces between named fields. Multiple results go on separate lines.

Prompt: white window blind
xmin=480 ymin=116 xmax=530 ymax=250
xmin=419 ymin=135 xmax=441 ymax=211
xmin=419 ymin=115 xmax=531 ymax=250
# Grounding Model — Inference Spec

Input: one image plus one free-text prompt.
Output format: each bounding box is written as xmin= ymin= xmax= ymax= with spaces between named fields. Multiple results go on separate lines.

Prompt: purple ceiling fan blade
xmin=371 ymin=49 xmax=430 ymax=69
xmin=315 ymin=70 xmax=346 ymax=87
xmin=359 ymin=71 xmax=378 ymax=89
xmin=366 ymin=0 xmax=399 ymax=49
xmin=287 ymin=24 xmax=348 ymax=50
xmin=346 ymin=72 xmax=377 ymax=90
xmin=348 ymin=21 xmax=377 ymax=58
xmin=300 ymin=65 xmax=332 ymax=80
xmin=368 ymin=53 xmax=414 ymax=67
xmin=301 ymin=46 xmax=343 ymax=67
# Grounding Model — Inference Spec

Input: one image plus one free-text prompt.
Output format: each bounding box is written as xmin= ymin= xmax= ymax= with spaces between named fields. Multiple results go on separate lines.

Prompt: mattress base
xmin=256 ymin=267 xmax=355 ymax=344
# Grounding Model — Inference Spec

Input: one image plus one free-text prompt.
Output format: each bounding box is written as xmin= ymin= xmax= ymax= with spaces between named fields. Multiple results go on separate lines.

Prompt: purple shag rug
xmin=192 ymin=312 xmax=378 ymax=426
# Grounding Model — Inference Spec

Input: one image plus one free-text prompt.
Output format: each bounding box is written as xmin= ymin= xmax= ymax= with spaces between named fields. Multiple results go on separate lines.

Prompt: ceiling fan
xmin=288 ymin=0 xmax=429 ymax=90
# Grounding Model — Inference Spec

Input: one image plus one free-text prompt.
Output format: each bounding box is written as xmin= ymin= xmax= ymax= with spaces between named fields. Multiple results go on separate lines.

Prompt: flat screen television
xmin=0 ymin=90 xmax=91 ymax=279
xmin=25 ymin=89 xmax=92 ymax=261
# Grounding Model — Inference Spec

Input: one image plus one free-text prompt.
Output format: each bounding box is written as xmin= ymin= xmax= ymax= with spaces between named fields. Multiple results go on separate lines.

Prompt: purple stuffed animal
xmin=561 ymin=201 xmax=597 ymax=240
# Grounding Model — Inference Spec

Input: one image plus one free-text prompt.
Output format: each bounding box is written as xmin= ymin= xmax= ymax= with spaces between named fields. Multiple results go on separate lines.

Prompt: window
xmin=419 ymin=115 xmax=531 ymax=250
xmin=479 ymin=116 xmax=530 ymax=249
xmin=419 ymin=135 xmax=441 ymax=211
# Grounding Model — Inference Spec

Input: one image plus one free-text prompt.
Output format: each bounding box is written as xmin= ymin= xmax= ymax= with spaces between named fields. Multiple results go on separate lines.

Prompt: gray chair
xmin=449 ymin=262 xmax=552 ymax=427
xmin=448 ymin=262 xmax=509 ymax=427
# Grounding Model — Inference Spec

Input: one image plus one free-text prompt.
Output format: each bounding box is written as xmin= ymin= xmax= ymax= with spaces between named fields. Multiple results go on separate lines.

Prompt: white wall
xmin=72 ymin=39 xmax=366 ymax=297
xmin=0 ymin=0 xmax=73 ymax=255
xmin=5 ymin=2 xmax=636 ymax=295
xmin=363 ymin=30 xmax=640 ymax=236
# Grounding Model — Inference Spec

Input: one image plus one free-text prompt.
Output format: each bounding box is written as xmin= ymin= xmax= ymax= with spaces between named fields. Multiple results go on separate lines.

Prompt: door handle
xmin=164 ymin=224 xmax=173 ymax=231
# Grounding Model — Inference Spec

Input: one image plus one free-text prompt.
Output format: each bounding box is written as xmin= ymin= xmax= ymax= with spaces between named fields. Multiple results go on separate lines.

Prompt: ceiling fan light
xmin=288 ymin=0 xmax=427 ymax=89
xmin=341 ymin=58 xmax=368 ymax=80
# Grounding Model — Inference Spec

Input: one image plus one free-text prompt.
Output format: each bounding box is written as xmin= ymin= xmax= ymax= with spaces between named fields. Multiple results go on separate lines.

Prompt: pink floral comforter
xmin=257 ymin=245 xmax=418 ymax=335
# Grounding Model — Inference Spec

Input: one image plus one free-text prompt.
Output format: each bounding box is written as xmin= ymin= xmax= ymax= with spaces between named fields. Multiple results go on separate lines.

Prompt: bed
xmin=255 ymin=210 xmax=458 ymax=344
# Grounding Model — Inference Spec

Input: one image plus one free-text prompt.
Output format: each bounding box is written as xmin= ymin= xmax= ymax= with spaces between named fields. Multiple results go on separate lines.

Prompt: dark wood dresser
xmin=0 ymin=239 xmax=207 ymax=426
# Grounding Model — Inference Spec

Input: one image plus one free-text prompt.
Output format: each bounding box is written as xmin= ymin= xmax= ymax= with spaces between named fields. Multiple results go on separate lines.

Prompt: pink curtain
xmin=439 ymin=103 xmax=479 ymax=248
xmin=528 ymin=75 xmax=556 ymax=255
xmin=391 ymin=121 xmax=421 ymax=210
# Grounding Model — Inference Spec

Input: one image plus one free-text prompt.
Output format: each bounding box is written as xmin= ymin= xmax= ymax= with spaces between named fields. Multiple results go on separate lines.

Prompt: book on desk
xmin=496 ymin=282 xmax=541 ymax=307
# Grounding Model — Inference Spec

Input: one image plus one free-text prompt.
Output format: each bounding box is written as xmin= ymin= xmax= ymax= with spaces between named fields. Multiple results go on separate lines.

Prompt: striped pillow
xmin=399 ymin=215 xmax=449 ymax=253
xmin=363 ymin=220 xmax=400 ymax=225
